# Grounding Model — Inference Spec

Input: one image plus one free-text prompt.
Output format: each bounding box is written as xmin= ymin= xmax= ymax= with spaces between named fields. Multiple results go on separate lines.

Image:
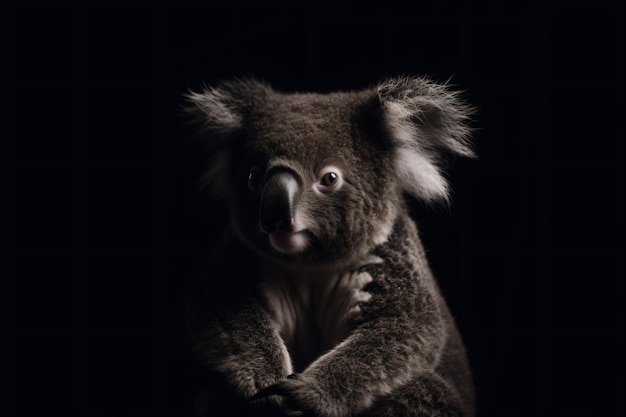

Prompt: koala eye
xmin=321 ymin=172 xmax=338 ymax=186
xmin=315 ymin=167 xmax=343 ymax=194
xmin=248 ymin=166 xmax=262 ymax=192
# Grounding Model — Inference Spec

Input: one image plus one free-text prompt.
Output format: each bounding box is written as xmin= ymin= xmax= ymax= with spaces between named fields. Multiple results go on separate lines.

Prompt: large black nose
xmin=259 ymin=169 xmax=300 ymax=234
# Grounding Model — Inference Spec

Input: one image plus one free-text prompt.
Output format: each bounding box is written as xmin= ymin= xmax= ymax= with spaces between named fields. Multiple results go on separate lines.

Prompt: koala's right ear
xmin=184 ymin=79 xmax=269 ymax=198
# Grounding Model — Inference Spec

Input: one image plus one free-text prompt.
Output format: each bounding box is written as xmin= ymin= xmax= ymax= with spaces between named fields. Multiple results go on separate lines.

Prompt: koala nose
xmin=259 ymin=169 xmax=300 ymax=234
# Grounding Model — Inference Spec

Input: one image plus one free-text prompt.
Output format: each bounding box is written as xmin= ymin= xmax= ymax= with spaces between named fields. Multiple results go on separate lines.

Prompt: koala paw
xmin=250 ymin=373 xmax=347 ymax=417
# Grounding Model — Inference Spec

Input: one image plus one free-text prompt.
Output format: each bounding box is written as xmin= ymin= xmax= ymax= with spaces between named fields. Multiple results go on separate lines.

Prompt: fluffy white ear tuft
xmin=395 ymin=147 xmax=449 ymax=202
xmin=377 ymin=76 xmax=475 ymax=202
xmin=184 ymin=87 xmax=243 ymax=134
xmin=183 ymin=86 xmax=241 ymax=199
xmin=183 ymin=79 xmax=269 ymax=199
xmin=184 ymin=78 xmax=270 ymax=134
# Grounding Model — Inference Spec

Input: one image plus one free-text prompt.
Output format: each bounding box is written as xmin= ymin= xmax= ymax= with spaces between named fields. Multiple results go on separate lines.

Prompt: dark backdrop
xmin=4 ymin=1 xmax=624 ymax=417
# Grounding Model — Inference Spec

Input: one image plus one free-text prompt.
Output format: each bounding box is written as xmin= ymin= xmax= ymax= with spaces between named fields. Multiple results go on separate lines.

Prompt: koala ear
xmin=183 ymin=79 xmax=269 ymax=199
xmin=184 ymin=78 xmax=269 ymax=135
xmin=377 ymin=77 xmax=475 ymax=202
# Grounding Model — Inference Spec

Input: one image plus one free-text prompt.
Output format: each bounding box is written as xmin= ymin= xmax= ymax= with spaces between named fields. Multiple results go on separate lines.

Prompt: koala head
xmin=186 ymin=77 xmax=473 ymax=266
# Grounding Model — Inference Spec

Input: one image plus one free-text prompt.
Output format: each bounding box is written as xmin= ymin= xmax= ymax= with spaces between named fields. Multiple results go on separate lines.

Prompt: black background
xmin=3 ymin=1 xmax=625 ymax=417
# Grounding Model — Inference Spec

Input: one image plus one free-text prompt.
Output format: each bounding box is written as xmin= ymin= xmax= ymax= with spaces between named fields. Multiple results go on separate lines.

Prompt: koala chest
xmin=260 ymin=268 xmax=373 ymax=371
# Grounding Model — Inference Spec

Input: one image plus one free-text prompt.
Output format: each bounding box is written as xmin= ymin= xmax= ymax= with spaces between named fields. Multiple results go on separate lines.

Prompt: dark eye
xmin=321 ymin=172 xmax=338 ymax=186
xmin=314 ymin=166 xmax=343 ymax=194
xmin=248 ymin=166 xmax=261 ymax=192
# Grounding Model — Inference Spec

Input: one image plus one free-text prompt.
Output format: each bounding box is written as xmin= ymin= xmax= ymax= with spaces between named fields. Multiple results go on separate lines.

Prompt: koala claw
xmin=249 ymin=374 xmax=300 ymax=402
xmin=249 ymin=383 xmax=287 ymax=402
xmin=249 ymin=375 xmax=326 ymax=417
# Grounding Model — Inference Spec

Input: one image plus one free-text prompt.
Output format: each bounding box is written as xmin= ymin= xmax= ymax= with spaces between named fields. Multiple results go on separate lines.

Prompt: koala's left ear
xmin=377 ymin=77 xmax=475 ymax=202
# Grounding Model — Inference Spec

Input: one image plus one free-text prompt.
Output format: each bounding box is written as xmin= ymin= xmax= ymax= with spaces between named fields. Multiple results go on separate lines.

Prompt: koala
xmin=184 ymin=76 xmax=475 ymax=417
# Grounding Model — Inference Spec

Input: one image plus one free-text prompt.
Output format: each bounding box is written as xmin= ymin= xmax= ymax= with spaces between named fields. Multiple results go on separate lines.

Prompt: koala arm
xmin=256 ymin=215 xmax=447 ymax=417
xmin=193 ymin=296 xmax=293 ymax=399
xmin=186 ymin=243 xmax=293 ymax=401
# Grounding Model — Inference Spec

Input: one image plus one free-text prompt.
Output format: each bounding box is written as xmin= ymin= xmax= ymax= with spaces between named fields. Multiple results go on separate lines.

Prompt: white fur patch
xmin=383 ymin=101 xmax=449 ymax=201
xmin=186 ymin=88 xmax=242 ymax=133
xmin=395 ymin=147 xmax=448 ymax=201
xmin=346 ymin=272 xmax=373 ymax=314
xmin=261 ymin=265 xmax=376 ymax=367
xmin=378 ymin=76 xmax=475 ymax=202
xmin=372 ymin=205 xmax=397 ymax=246
xmin=278 ymin=336 xmax=294 ymax=376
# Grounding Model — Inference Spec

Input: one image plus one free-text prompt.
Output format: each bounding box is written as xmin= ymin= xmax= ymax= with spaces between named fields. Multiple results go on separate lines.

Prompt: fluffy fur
xmin=185 ymin=76 xmax=475 ymax=417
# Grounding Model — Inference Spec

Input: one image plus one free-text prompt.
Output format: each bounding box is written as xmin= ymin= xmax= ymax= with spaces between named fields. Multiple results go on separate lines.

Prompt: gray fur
xmin=185 ymin=77 xmax=475 ymax=417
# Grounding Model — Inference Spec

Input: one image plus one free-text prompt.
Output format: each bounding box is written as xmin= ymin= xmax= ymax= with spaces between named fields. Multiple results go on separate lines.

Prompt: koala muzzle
xmin=259 ymin=169 xmax=301 ymax=234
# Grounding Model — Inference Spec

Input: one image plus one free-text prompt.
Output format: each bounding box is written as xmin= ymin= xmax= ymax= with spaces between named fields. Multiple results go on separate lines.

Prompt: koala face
xmin=186 ymin=78 xmax=473 ymax=266
xmin=228 ymin=91 xmax=400 ymax=264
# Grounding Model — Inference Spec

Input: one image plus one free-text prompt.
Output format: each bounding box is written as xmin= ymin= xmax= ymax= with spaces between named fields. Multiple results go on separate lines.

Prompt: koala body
xmin=186 ymin=77 xmax=475 ymax=417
